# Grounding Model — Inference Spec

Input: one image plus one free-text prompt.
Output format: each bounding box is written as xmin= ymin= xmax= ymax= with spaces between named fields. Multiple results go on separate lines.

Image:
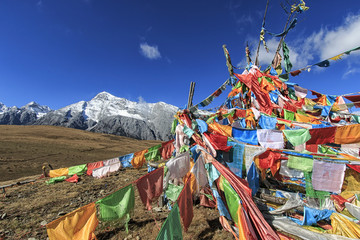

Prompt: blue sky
xmin=0 ymin=0 xmax=360 ymax=110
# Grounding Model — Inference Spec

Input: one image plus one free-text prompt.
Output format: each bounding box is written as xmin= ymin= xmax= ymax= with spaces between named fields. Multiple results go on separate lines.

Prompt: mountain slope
xmin=0 ymin=92 xmax=179 ymax=140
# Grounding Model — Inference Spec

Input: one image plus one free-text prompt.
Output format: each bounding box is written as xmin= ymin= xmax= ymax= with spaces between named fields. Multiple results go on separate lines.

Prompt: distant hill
xmin=0 ymin=92 xmax=179 ymax=141
xmin=0 ymin=125 xmax=160 ymax=181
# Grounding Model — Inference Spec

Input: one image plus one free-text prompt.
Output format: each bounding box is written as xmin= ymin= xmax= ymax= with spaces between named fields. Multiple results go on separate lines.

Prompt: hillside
xmin=0 ymin=126 xmax=233 ymax=240
xmin=0 ymin=125 xmax=161 ymax=181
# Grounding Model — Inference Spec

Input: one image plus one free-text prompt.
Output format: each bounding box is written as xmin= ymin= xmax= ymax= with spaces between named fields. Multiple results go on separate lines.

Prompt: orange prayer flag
xmin=208 ymin=122 xmax=232 ymax=137
xmin=335 ymin=124 xmax=360 ymax=144
xmin=47 ymin=202 xmax=98 ymax=240
xmin=295 ymin=112 xmax=312 ymax=123
xmin=131 ymin=149 xmax=148 ymax=169
xmin=49 ymin=168 xmax=69 ymax=178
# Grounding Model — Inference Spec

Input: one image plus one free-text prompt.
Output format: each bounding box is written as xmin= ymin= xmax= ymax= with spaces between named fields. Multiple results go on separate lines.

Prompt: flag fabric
xmin=156 ymin=203 xmax=183 ymax=240
xmin=86 ymin=161 xmax=104 ymax=176
xmin=136 ymin=167 xmax=164 ymax=210
xmin=46 ymin=176 xmax=66 ymax=185
xmin=160 ymin=140 xmax=175 ymax=160
xmin=96 ymin=184 xmax=135 ymax=231
xmin=177 ymin=176 xmax=194 ymax=232
xmin=166 ymin=151 xmax=190 ymax=180
xmin=46 ymin=202 xmax=98 ymax=240
xmin=119 ymin=153 xmax=134 ymax=168
xmin=68 ymin=164 xmax=87 ymax=176
xmin=145 ymin=144 xmax=162 ymax=161
xmin=49 ymin=168 xmax=69 ymax=178
xmin=65 ymin=174 xmax=79 ymax=183
xmin=131 ymin=149 xmax=148 ymax=169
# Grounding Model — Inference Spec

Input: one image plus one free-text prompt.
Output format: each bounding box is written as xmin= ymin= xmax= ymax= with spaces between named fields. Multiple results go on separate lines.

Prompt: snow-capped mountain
xmin=31 ymin=92 xmax=179 ymax=140
xmin=0 ymin=101 xmax=52 ymax=125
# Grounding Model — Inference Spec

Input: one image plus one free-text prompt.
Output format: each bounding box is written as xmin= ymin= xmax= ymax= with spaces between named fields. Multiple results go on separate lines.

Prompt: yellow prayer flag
xmin=49 ymin=168 xmax=69 ymax=178
xmin=47 ymin=202 xmax=98 ymax=240
xmin=329 ymin=53 xmax=344 ymax=61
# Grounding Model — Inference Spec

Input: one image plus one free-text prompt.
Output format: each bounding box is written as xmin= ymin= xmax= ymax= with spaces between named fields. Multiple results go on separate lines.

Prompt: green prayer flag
xmin=283 ymin=109 xmax=295 ymax=121
xmin=304 ymin=172 xmax=330 ymax=200
xmin=68 ymin=164 xmax=87 ymax=176
xmin=156 ymin=203 xmax=183 ymax=240
xmin=283 ymin=128 xmax=311 ymax=146
xmin=222 ymin=177 xmax=241 ymax=224
xmin=171 ymin=119 xmax=178 ymax=134
xmin=287 ymin=155 xmax=313 ymax=172
xmin=179 ymin=145 xmax=189 ymax=153
xmin=282 ymin=41 xmax=293 ymax=73
xmin=352 ymin=115 xmax=360 ymax=124
xmin=46 ymin=176 xmax=66 ymax=184
xmin=145 ymin=144 xmax=162 ymax=161
xmin=288 ymin=87 xmax=298 ymax=101
xmin=318 ymin=145 xmax=338 ymax=155
xmin=96 ymin=184 xmax=135 ymax=225
xmin=165 ymin=184 xmax=184 ymax=202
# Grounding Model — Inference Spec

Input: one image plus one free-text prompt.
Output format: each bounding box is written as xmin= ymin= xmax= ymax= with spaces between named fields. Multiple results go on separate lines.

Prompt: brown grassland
xmin=0 ymin=125 xmax=233 ymax=239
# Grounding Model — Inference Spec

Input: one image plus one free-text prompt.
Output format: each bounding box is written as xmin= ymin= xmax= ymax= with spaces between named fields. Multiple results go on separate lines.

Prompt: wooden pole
xmin=255 ymin=0 xmax=270 ymax=66
xmin=272 ymin=11 xmax=294 ymax=66
xmin=187 ymin=82 xmax=195 ymax=109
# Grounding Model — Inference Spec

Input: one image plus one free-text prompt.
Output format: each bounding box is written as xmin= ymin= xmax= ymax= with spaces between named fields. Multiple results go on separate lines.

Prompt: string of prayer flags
xmin=136 ymin=167 xmax=164 ymax=211
xmin=46 ymin=202 xmax=98 ymax=240
xmin=156 ymin=203 xmax=183 ymax=240
xmin=96 ymin=184 xmax=135 ymax=231
xmin=86 ymin=161 xmax=104 ymax=176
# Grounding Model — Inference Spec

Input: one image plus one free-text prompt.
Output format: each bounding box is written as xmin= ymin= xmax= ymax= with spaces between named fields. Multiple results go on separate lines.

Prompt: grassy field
xmin=0 ymin=125 xmax=233 ymax=239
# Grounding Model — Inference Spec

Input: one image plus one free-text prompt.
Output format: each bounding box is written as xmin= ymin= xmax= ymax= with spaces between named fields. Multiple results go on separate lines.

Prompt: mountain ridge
xmin=0 ymin=92 xmax=179 ymax=140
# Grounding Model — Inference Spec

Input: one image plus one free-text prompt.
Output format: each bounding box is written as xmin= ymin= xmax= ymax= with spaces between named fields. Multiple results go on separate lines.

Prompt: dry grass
xmin=0 ymin=125 xmax=160 ymax=181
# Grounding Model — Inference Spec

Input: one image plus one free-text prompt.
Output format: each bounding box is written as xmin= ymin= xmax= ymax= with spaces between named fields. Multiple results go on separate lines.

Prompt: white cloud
xmin=239 ymin=13 xmax=360 ymax=75
xmin=139 ymin=42 xmax=161 ymax=60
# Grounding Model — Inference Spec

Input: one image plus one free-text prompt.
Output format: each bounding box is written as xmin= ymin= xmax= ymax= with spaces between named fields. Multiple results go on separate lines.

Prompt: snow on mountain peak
xmin=21 ymin=101 xmax=51 ymax=118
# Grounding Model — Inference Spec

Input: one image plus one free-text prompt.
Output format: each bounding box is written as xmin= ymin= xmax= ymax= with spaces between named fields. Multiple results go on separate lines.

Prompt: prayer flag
xmin=47 ymin=202 xmax=98 ymax=240
xmin=177 ymin=177 xmax=194 ymax=232
xmin=136 ymin=168 xmax=163 ymax=210
xmin=131 ymin=149 xmax=148 ymax=169
xmin=156 ymin=203 xmax=183 ymax=240
xmin=96 ymin=184 xmax=135 ymax=231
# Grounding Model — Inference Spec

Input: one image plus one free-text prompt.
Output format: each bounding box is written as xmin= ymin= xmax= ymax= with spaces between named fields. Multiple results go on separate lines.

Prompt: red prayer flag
xmin=160 ymin=140 xmax=175 ymax=160
xmin=307 ymin=127 xmax=336 ymax=145
xmin=306 ymin=144 xmax=318 ymax=153
xmin=199 ymin=187 xmax=216 ymax=208
xmin=136 ymin=167 xmax=164 ymax=211
xmin=65 ymin=174 xmax=79 ymax=183
xmin=203 ymin=132 xmax=232 ymax=152
xmin=234 ymin=71 xmax=273 ymax=115
xmin=347 ymin=164 xmax=360 ymax=173
xmin=86 ymin=161 xmax=104 ymax=176
xmin=177 ymin=176 xmax=194 ymax=232
xmin=344 ymin=95 xmax=360 ymax=107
